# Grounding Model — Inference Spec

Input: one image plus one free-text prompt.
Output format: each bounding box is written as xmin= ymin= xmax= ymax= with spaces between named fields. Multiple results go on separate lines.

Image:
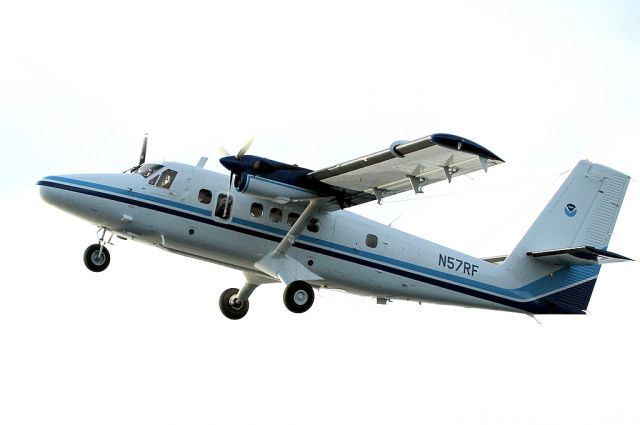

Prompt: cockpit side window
xmin=134 ymin=163 xmax=163 ymax=178
xmin=156 ymin=169 xmax=178 ymax=189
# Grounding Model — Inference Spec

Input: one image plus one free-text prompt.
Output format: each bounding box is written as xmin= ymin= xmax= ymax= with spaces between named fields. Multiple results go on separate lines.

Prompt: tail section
xmin=503 ymin=160 xmax=630 ymax=314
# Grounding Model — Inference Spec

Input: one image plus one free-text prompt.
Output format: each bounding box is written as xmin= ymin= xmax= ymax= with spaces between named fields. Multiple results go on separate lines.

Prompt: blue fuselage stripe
xmin=37 ymin=177 xmax=596 ymax=313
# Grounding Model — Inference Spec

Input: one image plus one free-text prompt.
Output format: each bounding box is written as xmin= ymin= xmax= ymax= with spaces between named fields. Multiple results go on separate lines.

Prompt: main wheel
xmin=83 ymin=244 xmax=110 ymax=272
xmin=219 ymin=288 xmax=249 ymax=320
xmin=283 ymin=281 xmax=315 ymax=314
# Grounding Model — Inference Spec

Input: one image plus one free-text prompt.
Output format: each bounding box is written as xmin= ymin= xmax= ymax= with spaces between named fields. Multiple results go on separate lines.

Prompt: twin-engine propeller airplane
xmin=38 ymin=133 xmax=632 ymax=320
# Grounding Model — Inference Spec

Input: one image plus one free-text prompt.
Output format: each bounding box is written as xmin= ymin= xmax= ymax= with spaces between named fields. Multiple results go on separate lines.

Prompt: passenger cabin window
xmin=198 ymin=189 xmax=212 ymax=204
xmin=366 ymin=234 xmax=378 ymax=248
xmin=250 ymin=203 xmax=263 ymax=218
xmin=270 ymin=208 xmax=283 ymax=223
xmin=157 ymin=169 xmax=177 ymax=189
xmin=307 ymin=218 xmax=320 ymax=233
xmin=215 ymin=194 xmax=233 ymax=219
xmin=287 ymin=212 xmax=300 ymax=227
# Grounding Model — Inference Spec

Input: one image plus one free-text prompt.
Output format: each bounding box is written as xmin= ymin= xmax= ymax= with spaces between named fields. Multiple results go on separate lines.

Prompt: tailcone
xmin=529 ymin=279 xmax=598 ymax=314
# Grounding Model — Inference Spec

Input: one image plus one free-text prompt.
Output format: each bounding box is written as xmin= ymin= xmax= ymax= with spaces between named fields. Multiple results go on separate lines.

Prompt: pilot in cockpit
xmin=160 ymin=172 xmax=174 ymax=189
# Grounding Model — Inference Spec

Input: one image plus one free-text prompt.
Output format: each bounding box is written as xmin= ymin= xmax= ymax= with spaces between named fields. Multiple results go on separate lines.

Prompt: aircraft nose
xmin=37 ymin=177 xmax=68 ymax=208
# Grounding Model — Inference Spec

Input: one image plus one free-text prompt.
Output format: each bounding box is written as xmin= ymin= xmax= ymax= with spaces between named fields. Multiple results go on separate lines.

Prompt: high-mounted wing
xmin=308 ymin=133 xmax=503 ymax=206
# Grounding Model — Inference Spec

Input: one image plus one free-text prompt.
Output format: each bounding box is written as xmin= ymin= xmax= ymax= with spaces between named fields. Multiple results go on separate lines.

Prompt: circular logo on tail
xmin=564 ymin=203 xmax=577 ymax=217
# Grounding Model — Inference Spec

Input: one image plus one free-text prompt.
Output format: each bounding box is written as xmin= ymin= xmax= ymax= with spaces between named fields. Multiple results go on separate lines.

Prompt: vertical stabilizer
xmin=502 ymin=160 xmax=630 ymax=313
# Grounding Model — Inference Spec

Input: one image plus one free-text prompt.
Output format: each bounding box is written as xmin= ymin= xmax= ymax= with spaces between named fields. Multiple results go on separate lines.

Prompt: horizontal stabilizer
xmin=527 ymin=246 xmax=632 ymax=266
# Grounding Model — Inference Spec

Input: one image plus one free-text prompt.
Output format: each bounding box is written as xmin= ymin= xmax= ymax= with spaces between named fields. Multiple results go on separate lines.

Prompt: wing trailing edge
xmin=308 ymin=133 xmax=504 ymax=205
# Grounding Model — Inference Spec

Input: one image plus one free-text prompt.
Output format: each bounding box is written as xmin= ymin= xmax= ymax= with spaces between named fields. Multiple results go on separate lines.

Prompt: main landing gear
xmin=83 ymin=228 xmax=112 ymax=272
xmin=219 ymin=199 xmax=322 ymax=320
xmin=283 ymin=281 xmax=315 ymax=314
xmin=219 ymin=288 xmax=250 ymax=320
xmin=218 ymin=280 xmax=315 ymax=320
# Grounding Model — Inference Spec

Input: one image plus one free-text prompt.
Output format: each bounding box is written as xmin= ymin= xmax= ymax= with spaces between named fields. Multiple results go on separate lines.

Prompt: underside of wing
xmin=308 ymin=133 xmax=504 ymax=206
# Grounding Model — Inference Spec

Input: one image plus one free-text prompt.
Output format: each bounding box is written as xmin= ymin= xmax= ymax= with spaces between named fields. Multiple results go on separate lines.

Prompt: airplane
xmin=37 ymin=133 xmax=632 ymax=320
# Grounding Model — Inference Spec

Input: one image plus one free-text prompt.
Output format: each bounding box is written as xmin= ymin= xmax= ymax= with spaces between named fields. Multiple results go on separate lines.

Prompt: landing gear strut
xmin=83 ymin=228 xmax=112 ymax=272
xmin=283 ymin=281 xmax=315 ymax=313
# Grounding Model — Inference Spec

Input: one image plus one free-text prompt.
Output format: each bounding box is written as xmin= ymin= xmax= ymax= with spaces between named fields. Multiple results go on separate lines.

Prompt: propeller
xmin=124 ymin=133 xmax=149 ymax=173
xmin=222 ymin=171 xmax=233 ymax=218
xmin=235 ymin=135 xmax=254 ymax=159
xmin=139 ymin=133 xmax=148 ymax=166
xmin=221 ymin=135 xmax=255 ymax=217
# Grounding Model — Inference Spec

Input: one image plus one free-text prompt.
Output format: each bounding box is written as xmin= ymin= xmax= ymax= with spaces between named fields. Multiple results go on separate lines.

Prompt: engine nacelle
xmin=235 ymin=173 xmax=320 ymax=202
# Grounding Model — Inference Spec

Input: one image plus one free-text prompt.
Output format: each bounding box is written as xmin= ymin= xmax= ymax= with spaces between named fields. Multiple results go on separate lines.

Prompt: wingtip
xmin=430 ymin=133 xmax=504 ymax=162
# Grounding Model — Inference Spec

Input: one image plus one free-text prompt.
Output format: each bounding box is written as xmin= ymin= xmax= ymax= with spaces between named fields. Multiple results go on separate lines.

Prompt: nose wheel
xmin=83 ymin=244 xmax=110 ymax=272
xmin=283 ymin=281 xmax=315 ymax=313
xmin=83 ymin=227 xmax=113 ymax=272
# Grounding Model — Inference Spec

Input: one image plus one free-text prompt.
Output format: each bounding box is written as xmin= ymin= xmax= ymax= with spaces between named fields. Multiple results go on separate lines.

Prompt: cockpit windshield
xmin=134 ymin=163 xmax=163 ymax=178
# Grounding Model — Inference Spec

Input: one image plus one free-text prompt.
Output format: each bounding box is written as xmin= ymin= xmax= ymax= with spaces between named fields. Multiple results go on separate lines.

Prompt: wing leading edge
xmin=308 ymin=133 xmax=504 ymax=206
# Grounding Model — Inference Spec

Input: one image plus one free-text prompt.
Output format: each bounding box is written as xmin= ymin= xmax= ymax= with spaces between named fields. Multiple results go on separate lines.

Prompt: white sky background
xmin=1 ymin=1 xmax=640 ymax=424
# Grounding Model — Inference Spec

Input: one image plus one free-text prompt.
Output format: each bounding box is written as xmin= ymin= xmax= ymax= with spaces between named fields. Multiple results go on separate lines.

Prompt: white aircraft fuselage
xmin=38 ymin=137 xmax=631 ymax=320
xmin=39 ymin=163 xmax=508 ymax=307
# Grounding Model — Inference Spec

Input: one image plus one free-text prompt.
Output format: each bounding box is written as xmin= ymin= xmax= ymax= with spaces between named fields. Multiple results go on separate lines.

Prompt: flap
xmin=526 ymin=246 xmax=633 ymax=266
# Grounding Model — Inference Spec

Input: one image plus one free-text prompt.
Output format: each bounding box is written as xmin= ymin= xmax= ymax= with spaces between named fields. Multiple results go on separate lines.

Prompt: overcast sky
xmin=1 ymin=1 xmax=639 ymax=424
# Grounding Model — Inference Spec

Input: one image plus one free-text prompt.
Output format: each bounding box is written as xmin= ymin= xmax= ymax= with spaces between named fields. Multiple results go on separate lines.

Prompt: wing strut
xmin=275 ymin=199 xmax=322 ymax=255
xmin=254 ymin=199 xmax=326 ymax=284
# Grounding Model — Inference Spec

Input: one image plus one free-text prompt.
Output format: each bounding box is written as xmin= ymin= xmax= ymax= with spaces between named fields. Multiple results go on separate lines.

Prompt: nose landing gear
xmin=83 ymin=228 xmax=112 ymax=272
xmin=83 ymin=244 xmax=110 ymax=272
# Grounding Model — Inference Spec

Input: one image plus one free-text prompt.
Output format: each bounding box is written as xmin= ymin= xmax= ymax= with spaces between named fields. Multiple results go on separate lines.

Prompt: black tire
xmin=219 ymin=288 xmax=249 ymax=320
xmin=283 ymin=281 xmax=315 ymax=314
xmin=83 ymin=244 xmax=110 ymax=272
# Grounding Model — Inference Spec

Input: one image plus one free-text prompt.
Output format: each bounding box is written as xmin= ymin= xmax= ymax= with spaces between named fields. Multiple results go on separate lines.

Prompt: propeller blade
xmin=218 ymin=146 xmax=231 ymax=157
xmin=235 ymin=135 xmax=255 ymax=160
xmin=223 ymin=172 xmax=233 ymax=218
xmin=139 ymin=133 xmax=148 ymax=166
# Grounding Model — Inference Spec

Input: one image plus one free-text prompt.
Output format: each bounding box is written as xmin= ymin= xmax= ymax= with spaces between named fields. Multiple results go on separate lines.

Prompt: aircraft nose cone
xmin=38 ymin=177 xmax=68 ymax=207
